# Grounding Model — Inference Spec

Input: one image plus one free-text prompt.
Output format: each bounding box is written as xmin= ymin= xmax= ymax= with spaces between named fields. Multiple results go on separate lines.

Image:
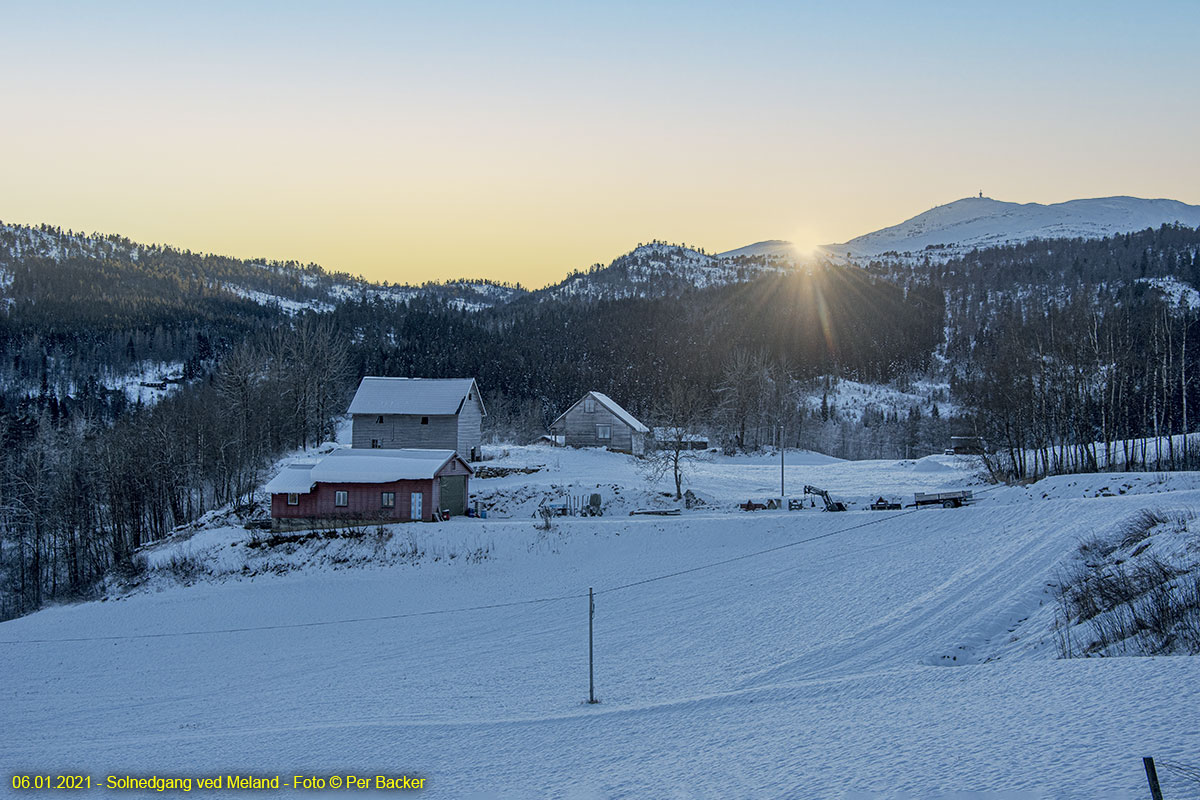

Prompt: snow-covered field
xmin=3 ymin=447 xmax=1199 ymax=799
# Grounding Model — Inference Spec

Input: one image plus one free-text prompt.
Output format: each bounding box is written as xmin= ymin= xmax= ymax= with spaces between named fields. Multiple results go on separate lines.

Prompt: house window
xmin=421 ymin=416 xmax=429 ymax=425
xmin=371 ymin=439 xmax=380 ymax=449
xmin=376 ymin=415 xmax=384 ymax=424
xmin=596 ymin=424 xmax=611 ymax=441
xmin=335 ymin=490 xmax=348 ymax=507
xmin=584 ymin=397 xmax=595 ymax=413
xmin=287 ymin=493 xmax=299 ymax=506
xmin=381 ymin=491 xmax=395 ymax=508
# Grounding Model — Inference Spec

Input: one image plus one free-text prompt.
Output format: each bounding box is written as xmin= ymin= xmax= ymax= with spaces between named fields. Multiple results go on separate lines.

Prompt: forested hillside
xmin=4 ymin=218 xmax=1200 ymax=620
xmin=907 ymin=224 xmax=1200 ymax=477
xmin=337 ymin=266 xmax=944 ymax=440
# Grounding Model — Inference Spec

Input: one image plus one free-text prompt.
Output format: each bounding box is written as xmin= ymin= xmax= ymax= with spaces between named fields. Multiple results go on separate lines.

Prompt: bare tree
xmin=645 ymin=381 xmax=709 ymax=500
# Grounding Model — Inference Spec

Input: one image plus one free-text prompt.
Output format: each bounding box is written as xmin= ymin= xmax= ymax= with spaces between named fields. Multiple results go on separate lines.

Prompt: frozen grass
xmin=1056 ymin=508 xmax=1200 ymax=657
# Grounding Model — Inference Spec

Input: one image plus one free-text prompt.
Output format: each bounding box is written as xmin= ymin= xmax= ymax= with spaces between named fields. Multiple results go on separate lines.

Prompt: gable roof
xmin=264 ymin=448 xmax=471 ymax=494
xmin=549 ymin=391 xmax=649 ymax=433
xmin=348 ymin=377 xmax=486 ymax=416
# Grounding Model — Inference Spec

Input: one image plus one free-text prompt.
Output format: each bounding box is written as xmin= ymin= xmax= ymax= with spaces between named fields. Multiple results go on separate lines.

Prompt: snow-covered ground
xmin=223 ymin=284 xmax=336 ymax=315
xmin=103 ymin=360 xmax=186 ymax=405
xmin=3 ymin=447 xmax=1199 ymax=799
xmin=1137 ymin=276 xmax=1200 ymax=310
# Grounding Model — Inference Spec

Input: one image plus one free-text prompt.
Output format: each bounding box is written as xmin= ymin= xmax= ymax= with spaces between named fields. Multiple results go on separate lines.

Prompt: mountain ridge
xmin=823 ymin=195 xmax=1200 ymax=261
xmin=6 ymin=194 xmax=1199 ymax=313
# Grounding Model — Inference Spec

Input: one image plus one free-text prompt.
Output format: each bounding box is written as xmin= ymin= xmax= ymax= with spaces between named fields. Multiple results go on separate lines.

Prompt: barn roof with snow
xmin=348 ymin=377 xmax=486 ymax=416
xmin=263 ymin=448 xmax=471 ymax=494
xmin=550 ymin=391 xmax=649 ymax=433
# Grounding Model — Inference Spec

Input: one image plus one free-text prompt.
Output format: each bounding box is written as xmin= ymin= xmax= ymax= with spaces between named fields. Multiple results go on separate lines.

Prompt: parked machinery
xmin=803 ymin=485 xmax=848 ymax=512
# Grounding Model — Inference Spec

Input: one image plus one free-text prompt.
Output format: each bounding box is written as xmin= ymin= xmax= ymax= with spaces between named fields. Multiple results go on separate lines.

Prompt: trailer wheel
xmin=943 ymin=499 xmax=957 ymax=508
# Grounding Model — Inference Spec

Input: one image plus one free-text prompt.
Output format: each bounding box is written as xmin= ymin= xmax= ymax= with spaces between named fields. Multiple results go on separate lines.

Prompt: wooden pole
xmin=588 ymin=587 xmax=598 ymax=704
xmin=780 ymin=425 xmax=785 ymax=499
xmin=1144 ymin=757 xmax=1163 ymax=800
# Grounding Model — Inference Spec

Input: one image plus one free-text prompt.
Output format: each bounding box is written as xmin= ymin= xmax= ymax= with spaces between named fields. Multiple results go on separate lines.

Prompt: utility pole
xmin=780 ymin=424 xmax=785 ymax=498
xmin=588 ymin=587 xmax=598 ymax=704
xmin=1144 ymin=757 xmax=1163 ymax=800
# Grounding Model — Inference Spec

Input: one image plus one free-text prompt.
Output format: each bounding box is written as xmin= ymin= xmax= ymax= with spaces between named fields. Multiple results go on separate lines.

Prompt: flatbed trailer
xmin=909 ymin=490 xmax=975 ymax=509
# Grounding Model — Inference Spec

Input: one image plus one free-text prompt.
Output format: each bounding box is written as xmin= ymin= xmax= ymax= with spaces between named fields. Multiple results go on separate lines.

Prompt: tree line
xmin=0 ymin=319 xmax=348 ymax=619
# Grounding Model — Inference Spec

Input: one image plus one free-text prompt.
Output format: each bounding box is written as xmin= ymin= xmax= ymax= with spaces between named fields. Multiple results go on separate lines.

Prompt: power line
xmin=0 ymin=486 xmax=1000 ymax=646
xmin=597 ymin=508 xmax=922 ymax=595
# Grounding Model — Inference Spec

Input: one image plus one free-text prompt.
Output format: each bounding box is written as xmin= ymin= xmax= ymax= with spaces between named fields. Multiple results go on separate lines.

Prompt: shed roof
xmin=348 ymin=377 xmax=486 ymax=416
xmin=263 ymin=461 xmax=321 ymax=494
xmin=549 ymin=391 xmax=649 ymax=433
xmin=264 ymin=448 xmax=470 ymax=494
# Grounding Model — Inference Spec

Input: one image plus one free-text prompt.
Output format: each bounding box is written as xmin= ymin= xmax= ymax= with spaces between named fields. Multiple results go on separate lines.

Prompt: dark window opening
xmin=421 ymin=416 xmax=429 ymax=425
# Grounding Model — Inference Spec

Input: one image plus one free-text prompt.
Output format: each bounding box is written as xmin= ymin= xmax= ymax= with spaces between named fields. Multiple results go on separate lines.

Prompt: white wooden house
xmin=549 ymin=391 xmax=648 ymax=455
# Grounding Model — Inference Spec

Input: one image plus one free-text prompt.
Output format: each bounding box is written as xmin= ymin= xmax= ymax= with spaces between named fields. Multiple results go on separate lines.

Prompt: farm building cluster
xmin=265 ymin=380 xmax=653 ymax=529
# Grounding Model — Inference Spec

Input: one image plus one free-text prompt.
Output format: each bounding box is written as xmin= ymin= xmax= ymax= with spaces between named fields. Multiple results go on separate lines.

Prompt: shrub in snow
xmin=1055 ymin=507 xmax=1200 ymax=657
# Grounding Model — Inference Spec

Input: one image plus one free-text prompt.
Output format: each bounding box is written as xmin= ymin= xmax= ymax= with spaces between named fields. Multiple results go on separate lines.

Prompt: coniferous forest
xmin=1 ymin=220 xmax=1199 ymax=617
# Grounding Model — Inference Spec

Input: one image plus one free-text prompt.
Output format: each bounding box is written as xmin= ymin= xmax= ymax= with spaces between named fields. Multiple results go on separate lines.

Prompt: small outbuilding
xmin=265 ymin=448 xmax=473 ymax=530
xmin=652 ymin=427 xmax=709 ymax=451
xmin=549 ymin=391 xmax=649 ymax=455
xmin=349 ymin=377 xmax=486 ymax=460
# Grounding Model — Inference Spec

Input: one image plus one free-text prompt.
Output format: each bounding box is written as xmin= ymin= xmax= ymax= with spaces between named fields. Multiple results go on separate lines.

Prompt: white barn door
xmin=410 ymin=491 xmax=423 ymax=521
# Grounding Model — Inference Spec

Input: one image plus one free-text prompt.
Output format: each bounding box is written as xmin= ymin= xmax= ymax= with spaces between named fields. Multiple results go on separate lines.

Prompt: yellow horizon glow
xmin=2 ymin=4 xmax=1197 ymax=290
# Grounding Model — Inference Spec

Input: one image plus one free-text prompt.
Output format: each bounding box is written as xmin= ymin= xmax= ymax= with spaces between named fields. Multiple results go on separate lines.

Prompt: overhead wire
xmin=0 ymin=484 xmax=1006 ymax=646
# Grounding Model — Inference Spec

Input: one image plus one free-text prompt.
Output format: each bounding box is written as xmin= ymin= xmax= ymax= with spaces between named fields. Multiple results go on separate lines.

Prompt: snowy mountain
xmin=537 ymin=241 xmax=787 ymax=302
xmin=715 ymin=239 xmax=799 ymax=260
xmin=709 ymin=196 xmax=1200 ymax=266
xmin=825 ymin=195 xmax=1200 ymax=261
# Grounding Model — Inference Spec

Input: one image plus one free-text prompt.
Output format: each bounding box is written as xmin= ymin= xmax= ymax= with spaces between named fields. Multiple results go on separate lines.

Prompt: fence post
xmin=588 ymin=587 xmax=598 ymax=704
xmin=1144 ymin=757 xmax=1163 ymax=800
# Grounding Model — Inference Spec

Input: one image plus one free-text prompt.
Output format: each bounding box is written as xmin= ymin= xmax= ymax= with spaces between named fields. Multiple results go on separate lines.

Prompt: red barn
xmin=265 ymin=448 xmax=472 ymax=531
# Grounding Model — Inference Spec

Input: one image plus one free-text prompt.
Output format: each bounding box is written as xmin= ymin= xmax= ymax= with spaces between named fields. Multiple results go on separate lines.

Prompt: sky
xmin=2 ymin=0 xmax=1198 ymax=288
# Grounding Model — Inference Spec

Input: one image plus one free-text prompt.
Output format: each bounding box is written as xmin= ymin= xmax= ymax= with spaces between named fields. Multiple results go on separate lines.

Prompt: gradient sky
xmin=2 ymin=1 xmax=1198 ymax=287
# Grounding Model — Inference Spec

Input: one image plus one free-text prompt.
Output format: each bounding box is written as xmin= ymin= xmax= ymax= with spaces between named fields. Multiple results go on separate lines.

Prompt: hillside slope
xmin=537 ymin=242 xmax=787 ymax=301
xmin=3 ymin=451 xmax=1197 ymax=798
xmin=827 ymin=195 xmax=1200 ymax=260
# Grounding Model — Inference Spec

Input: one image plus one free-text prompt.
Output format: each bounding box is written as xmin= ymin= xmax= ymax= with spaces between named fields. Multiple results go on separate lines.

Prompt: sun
xmin=788 ymin=232 xmax=824 ymax=262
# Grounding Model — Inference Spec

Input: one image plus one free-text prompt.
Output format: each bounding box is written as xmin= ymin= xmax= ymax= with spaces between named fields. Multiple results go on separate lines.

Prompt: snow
xmin=309 ymin=448 xmax=459 ymax=483
xmin=261 ymin=461 xmax=320 ymax=494
xmin=716 ymin=239 xmax=800 ymax=260
xmin=347 ymin=377 xmax=479 ymax=416
xmin=581 ymin=392 xmax=649 ymax=434
xmin=102 ymin=360 xmax=186 ymax=406
xmin=912 ymin=454 xmax=953 ymax=472
xmin=1138 ymin=276 xmax=1200 ymax=310
xmin=806 ymin=376 xmax=956 ymax=422
xmin=222 ymin=284 xmax=334 ymax=315
xmin=3 ymin=447 xmax=1200 ymax=798
xmin=822 ymin=196 xmax=1200 ymax=262
xmin=542 ymin=242 xmax=789 ymax=301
